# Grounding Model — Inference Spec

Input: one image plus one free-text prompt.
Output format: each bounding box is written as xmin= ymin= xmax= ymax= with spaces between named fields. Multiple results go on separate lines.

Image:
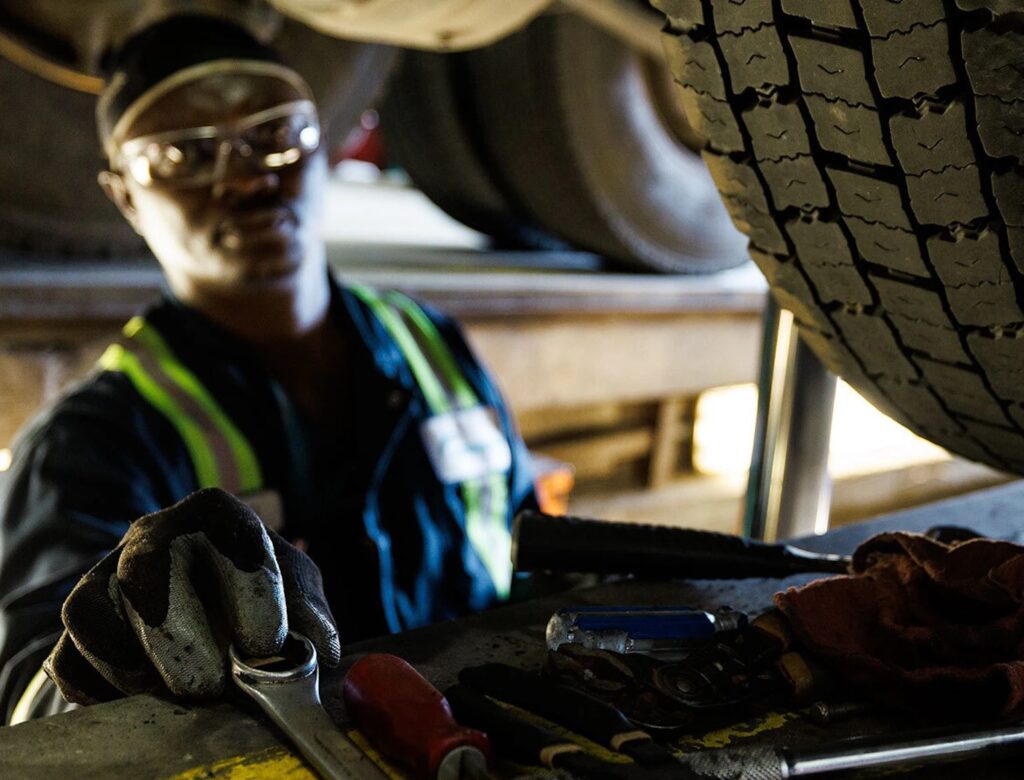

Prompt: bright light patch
xmin=265 ymin=147 xmax=302 ymax=168
xmin=129 ymin=155 xmax=153 ymax=186
xmin=829 ymin=382 xmax=948 ymax=476
xmin=692 ymin=384 xmax=758 ymax=477
xmin=0 ymin=449 xmax=11 ymax=472
xmin=300 ymin=125 xmax=321 ymax=150
xmin=692 ymin=381 xmax=949 ymax=478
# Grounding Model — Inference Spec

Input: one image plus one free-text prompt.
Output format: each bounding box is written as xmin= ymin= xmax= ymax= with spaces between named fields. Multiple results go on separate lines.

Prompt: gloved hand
xmin=44 ymin=488 xmax=340 ymax=704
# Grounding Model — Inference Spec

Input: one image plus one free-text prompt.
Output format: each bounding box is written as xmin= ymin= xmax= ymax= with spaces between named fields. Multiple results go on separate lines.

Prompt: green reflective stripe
xmin=490 ymin=474 xmax=511 ymax=596
xmin=99 ymin=343 xmax=221 ymax=488
xmin=389 ymin=294 xmax=514 ymax=593
xmin=350 ymin=286 xmax=451 ymax=413
xmin=124 ymin=317 xmax=262 ymax=493
xmin=354 ymin=285 xmax=513 ymax=599
xmin=385 ymin=291 xmax=477 ymax=408
xmin=462 ymin=477 xmax=512 ymax=599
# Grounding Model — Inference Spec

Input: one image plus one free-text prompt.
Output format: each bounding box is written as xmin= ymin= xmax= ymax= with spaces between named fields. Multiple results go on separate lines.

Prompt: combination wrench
xmin=230 ymin=632 xmax=386 ymax=780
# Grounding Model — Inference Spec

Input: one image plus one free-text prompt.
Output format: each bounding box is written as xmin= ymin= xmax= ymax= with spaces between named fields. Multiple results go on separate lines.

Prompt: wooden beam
xmin=566 ymin=459 xmax=1012 ymax=537
xmin=517 ymin=400 xmax=655 ymax=441
xmin=647 ymin=396 xmax=689 ymax=489
xmin=466 ymin=313 xmax=760 ymax=413
xmin=0 ymin=256 xmax=766 ymax=328
xmin=536 ymin=426 xmax=654 ymax=481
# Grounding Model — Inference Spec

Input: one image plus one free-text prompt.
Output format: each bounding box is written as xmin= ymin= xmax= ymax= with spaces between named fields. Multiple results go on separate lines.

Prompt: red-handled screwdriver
xmin=343 ymin=653 xmax=493 ymax=780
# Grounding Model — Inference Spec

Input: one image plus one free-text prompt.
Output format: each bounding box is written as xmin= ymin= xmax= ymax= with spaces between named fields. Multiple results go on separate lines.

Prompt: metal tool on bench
xmin=546 ymin=605 xmax=747 ymax=658
xmin=513 ymin=510 xmax=850 ymax=579
xmin=445 ymin=683 xmax=652 ymax=780
xmin=230 ymin=632 xmax=386 ymax=780
xmin=680 ymin=719 xmax=1024 ymax=779
xmin=344 ymin=653 xmax=492 ymax=780
xmin=546 ymin=644 xmax=701 ymax=732
xmin=648 ymin=611 xmax=798 ymax=711
xmin=800 ymin=700 xmax=873 ymax=726
xmin=545 ymin=610 xmax=822 ymax=734
xmin=460 ymin=662 xmax=679 ymax=769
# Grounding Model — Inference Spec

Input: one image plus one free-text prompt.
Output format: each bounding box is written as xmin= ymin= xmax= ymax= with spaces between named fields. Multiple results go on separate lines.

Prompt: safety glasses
xmin=116 ymin=99 xmax=321 ymax=188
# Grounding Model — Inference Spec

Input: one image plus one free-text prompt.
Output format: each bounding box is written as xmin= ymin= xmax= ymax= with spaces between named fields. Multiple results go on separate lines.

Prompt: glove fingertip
xmin=45 ymin=633 xmax=123 ymax=706
xmin=297 ymin=615 xmax=341 ymax=667
xmin=163 ymin=662 xmax=227 ymax=700
xmin=237 ymin=635 xmax=288 ymax=662
xmin=316 ymin=632 xmax=342 ymax=667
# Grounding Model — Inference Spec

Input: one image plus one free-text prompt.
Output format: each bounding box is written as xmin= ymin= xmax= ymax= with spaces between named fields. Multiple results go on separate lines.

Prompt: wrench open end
xmin=230 ymin=632 xmax=317 ymax=684
xmin=230 ymin=631 xmax=386 ymax=780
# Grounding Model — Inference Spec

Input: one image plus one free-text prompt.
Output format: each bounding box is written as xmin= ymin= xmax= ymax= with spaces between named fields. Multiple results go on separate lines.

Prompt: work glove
xmin=44 ymin=488 xmax=340 ymax=704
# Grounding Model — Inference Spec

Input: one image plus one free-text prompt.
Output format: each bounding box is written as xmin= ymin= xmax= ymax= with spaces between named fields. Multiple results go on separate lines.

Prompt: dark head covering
xmin=97 ymin=14 xmax=294 ymax=151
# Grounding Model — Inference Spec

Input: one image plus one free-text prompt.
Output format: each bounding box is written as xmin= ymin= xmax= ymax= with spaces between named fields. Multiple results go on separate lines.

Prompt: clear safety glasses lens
xmin=122 ymin=101 xmax=321 ymax=187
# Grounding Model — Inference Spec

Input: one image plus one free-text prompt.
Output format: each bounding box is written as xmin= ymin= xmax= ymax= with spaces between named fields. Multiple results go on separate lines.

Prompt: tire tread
xmin=653 ymin=0 xmax=1024 ymax=471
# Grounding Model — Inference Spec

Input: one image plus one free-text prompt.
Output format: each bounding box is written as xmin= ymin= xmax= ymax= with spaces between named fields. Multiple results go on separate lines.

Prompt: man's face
xmin=111 ymin=72 xmax=327 ymax=291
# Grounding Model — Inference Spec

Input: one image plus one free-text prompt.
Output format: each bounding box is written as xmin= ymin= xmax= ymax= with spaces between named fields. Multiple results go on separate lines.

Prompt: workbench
xmin=4 ymin=481 xmax=1024 ymax=779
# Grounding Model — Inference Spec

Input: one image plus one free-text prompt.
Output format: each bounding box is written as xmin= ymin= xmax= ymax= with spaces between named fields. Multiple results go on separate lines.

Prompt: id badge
xmin=421 ymin=406 xmax=513 ymax=484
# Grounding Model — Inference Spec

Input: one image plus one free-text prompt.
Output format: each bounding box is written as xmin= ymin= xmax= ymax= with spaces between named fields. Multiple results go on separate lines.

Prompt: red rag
xmin=775 ymin=532 xmax=1024 ymax=717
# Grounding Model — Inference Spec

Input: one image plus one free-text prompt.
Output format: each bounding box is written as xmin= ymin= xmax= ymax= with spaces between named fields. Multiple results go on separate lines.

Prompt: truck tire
xmin=382 ymin=12 xmax=748 ymax=272
xmin=380 ymin=51 xmax=565 ymax=250
xmin=0 ymin=21 xmax=396 ymax=258
xmin=651 ymin=0 xmax=1024 ymax=471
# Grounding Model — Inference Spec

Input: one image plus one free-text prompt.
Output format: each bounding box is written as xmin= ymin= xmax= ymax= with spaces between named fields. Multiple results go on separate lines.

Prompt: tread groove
xmin=845 ymin=0 xmax=1020 ymax=445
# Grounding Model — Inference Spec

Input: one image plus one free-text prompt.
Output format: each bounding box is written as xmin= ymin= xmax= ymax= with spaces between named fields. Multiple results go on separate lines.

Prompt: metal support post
xmin=743 ymin=297 xmax=837 ymax=542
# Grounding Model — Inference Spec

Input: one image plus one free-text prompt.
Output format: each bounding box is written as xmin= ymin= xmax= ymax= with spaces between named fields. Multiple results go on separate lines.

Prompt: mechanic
xmin=0 ymin=15 xmax=536 ymax=724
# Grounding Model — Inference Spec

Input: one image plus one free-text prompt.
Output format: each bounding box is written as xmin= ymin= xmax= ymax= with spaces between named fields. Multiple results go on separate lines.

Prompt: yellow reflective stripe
xmin=464 ymin=476 xmax=513 ymax=599
xmin=124 ymin=317 xmax=262 ymax=493
xmin=385 ymin=292 xmax=477 ymax=409
xmin=385 ymin=294 xmax=514 ymax=594
xmin=116 ymin=331 xmax=243 ymax=493
xmin=491 ymin=475 xmax=512 ymax=598
xmin=9 ymin=665 xmax=51 ymax=726
xmin=99 ymin=343 xmax=221 ymax=488
xmin=353 ymin=286 xmax=514 ymax=598
xmin=350 ymin=286 xmax=451 ymax=413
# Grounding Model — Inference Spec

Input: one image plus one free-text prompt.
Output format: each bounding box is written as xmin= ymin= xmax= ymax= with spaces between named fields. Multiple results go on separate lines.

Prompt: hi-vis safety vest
xmin=97 ymin=287 xmax=514 ymax=599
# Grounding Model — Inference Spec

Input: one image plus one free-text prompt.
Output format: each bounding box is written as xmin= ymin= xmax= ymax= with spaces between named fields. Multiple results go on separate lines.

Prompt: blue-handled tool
xmin=546 ymin=605 xmax=746 ymax=658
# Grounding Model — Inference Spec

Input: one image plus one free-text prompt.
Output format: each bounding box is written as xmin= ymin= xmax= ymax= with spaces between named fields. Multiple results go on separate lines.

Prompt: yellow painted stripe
xmin=345 ymin=729 xmax=407 ymax=780
xmin=676 ymin=711 xmax=796 ymax=752
xmin=163 ymin=713 xmax=793 ymax=778
xmin=168 ymin=746 xmax=315 ymax=780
